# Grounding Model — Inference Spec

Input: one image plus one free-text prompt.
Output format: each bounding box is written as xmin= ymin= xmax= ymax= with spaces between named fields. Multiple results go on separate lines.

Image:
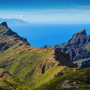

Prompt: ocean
xmin=9 ymin=24 xmax=90 ymax=47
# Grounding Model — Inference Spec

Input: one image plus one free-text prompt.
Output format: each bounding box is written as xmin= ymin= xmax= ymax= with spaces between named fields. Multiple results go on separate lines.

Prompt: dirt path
xmin=62 ymin=80 xmax=74 ymax=88
xmin=55 ymin=80 xmax=83 ymax=90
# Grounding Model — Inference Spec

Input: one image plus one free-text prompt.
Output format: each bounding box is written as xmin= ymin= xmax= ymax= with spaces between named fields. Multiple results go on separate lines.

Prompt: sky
xmin=1 ymin=0 xmax=90 ymax=24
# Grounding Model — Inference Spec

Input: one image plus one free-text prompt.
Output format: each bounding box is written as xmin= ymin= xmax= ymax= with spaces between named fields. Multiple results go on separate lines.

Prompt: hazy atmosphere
xmin=1 ymin=0 xmax=90 ymax=24
xmin=1 ymin=0 xmax=90 ymax=47
xmin=0 ymin=0 xmax=90 ymax=90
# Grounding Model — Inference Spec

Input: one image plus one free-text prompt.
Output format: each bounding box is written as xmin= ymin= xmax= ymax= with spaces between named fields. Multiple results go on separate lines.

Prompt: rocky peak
xmin=55 ymin=48 xmax=70 ymax=60
xmin=0 ymin=22 xmax=30 ymax=51
xmin=1 ymin=22 xmax=8 ymax=28
xmin=54 ymin=47 xmax=77 ymax=68
xmin=43 ymin=45 xmax=48 ymax=48
xmin=72 ymin=29 xmax=87 ymax=38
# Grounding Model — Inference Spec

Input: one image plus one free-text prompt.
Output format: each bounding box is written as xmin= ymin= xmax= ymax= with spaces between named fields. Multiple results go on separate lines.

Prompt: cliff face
xmin=0 ymin=22 xmax=30 ymax=51
xmin=72 ymin=29 xmax=87 ymax=38
xmin=0 ymin=22 xmax=76 ymax=89
xmin=0 ymin=22 xmax=76 ymax=68
xmin=44 ymin=29 xmax=90 ymax=68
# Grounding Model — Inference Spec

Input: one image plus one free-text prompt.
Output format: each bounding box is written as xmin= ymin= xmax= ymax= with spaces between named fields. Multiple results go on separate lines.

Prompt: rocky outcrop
xmin=44 ymin=30 xmax=90 ymax=68
xmin=0 ymin=22 xmax=79 ymax=90
xmin=54 ymin=48 xmax=77 ymax=68
xmin=1 ymin=22 xmax=8 ymax=28
xmin=0 ymin=22 xmax=30 ymax=51
xmin=72 ymin=29 xmax=87 ymax=38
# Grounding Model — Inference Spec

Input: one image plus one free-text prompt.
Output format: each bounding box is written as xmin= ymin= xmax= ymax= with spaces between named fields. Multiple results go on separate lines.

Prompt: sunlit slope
xmin=0 ymin=22 xmax=77 ymax=90
xmin=36 ymin=67 xmax=90 ymax=90
xmin=44 ymin=29 xmax=90 ymax=68
xmin=0 ymin=45 xmax=76 ymax=85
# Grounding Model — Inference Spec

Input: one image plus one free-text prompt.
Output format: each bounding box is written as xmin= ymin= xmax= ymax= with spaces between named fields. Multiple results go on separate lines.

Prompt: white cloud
xmin=83 ymin=6 xmax=90 ymax=8
xmin=26 ymin=9 xmax=90 ymax=15
xmin=15 ymin=15 xmax=19 ymax=18
xmin=15 ymin=15 xmax=23 ymax=18
xmin=19 ymin=15 xmax=22 ymax=17
xmin=70 ymin=4 xmax=90 ymax=9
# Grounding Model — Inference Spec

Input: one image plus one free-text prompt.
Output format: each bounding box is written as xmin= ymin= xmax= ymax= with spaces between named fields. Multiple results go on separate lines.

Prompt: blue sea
xmin=9 ymin=24 xmax=90 ymax=47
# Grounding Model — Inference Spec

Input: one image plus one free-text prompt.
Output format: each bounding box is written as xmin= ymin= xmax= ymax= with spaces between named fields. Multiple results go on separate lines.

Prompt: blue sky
xmin=1 ymin=0 xmax=90 ymax=24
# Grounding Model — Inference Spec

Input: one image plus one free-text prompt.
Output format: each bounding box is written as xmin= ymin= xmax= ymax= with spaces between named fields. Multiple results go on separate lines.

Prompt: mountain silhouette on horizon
xmin=0 ymin=18 xmax=29 ymax=25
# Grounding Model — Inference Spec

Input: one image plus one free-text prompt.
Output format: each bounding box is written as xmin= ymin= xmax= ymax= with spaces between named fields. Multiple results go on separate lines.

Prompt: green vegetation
xmin=77 ymin=29 xmax=85 ymax=33
xmin=0 ymin=44 xmax=73 ymax=89
xmin=0 ymin=22 xmax=90 ymax=90
xmin=0 ymin=40 xmax=77 ymax=90
xmin=35 ymin=68 xmax=90 ymax=90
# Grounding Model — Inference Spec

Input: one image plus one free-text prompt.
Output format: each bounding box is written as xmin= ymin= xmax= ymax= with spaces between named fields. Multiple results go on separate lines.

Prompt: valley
xmin=0 ymin=22 xmax=90 ymax=90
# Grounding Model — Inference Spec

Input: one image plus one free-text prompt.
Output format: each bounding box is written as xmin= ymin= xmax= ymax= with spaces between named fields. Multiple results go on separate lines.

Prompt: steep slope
xmin=44 ymin=29 xmax=90 ymax=68
xmin=0 ymin=22 xmax=77 ymax=90
xmin=0 ymin=69 xmax=31 ymax=90
xmin=0 ymin=45 xmax=76 ymax=86
xmin=36 ymin=67 xmax=90 ymax=90
xmin=0 ymin=22 xmax=30 ymax=51
xmin=1 ymin=22 xmax=90 ymax=90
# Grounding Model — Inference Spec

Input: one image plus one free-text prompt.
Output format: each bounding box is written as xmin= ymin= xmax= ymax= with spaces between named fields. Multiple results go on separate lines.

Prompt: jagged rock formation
xmin=44 ymin=29 xmax=90 ymax=68
xmin=0 ymin=22 xmax=77 ymax=89
xmin=1 ymin=22 xmax=90 ymax=90
xmin=54 ymin=47 xmax=76 ymax=67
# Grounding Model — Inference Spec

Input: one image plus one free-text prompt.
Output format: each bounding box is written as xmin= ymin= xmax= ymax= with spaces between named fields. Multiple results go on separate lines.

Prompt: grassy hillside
xmin=0 ymin=45 xmax=77 ymax=90
xmin=0 ymin=69 xmax=31 ymax=90
xmin=0 ymin=44 xmax=76 ymax=89
xmin=0 ymin=22 xmax=77 ymax=90
xmin=0 ymin=22 xmax=90 ymax=90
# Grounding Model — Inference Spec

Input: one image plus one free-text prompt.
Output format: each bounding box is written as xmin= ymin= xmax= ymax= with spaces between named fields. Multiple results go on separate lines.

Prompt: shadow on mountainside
xmin=54 ymin=48 xmax=77 ymax=68
xmin=81 ymin=59 xmax=90 ymax=68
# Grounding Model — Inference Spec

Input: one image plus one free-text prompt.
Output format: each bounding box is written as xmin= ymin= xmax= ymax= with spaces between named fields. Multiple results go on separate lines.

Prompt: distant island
xmin=0 ymin=18 xmax=29 ymax=25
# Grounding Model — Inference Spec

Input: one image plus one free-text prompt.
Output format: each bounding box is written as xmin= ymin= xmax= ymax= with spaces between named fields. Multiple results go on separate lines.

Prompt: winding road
xmin=62 ymin=80 xmax=74 ymax=88
xmin=55 ymin=80 xmax=82 ymax=90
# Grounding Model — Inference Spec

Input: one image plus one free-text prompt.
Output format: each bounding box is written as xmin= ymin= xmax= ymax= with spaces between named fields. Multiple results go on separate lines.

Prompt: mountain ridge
xmin=43 ymin=29 xmax=90 ymax=68
xmin=0 ymin=22 xmax=77 ymax=90
xmin=72 ymin=29 xmax=87 ymax=38
xmin=0 ymin=22 xmax=90 ymax=90
xmin=0 ymin=22 xmax=30 ymax=51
